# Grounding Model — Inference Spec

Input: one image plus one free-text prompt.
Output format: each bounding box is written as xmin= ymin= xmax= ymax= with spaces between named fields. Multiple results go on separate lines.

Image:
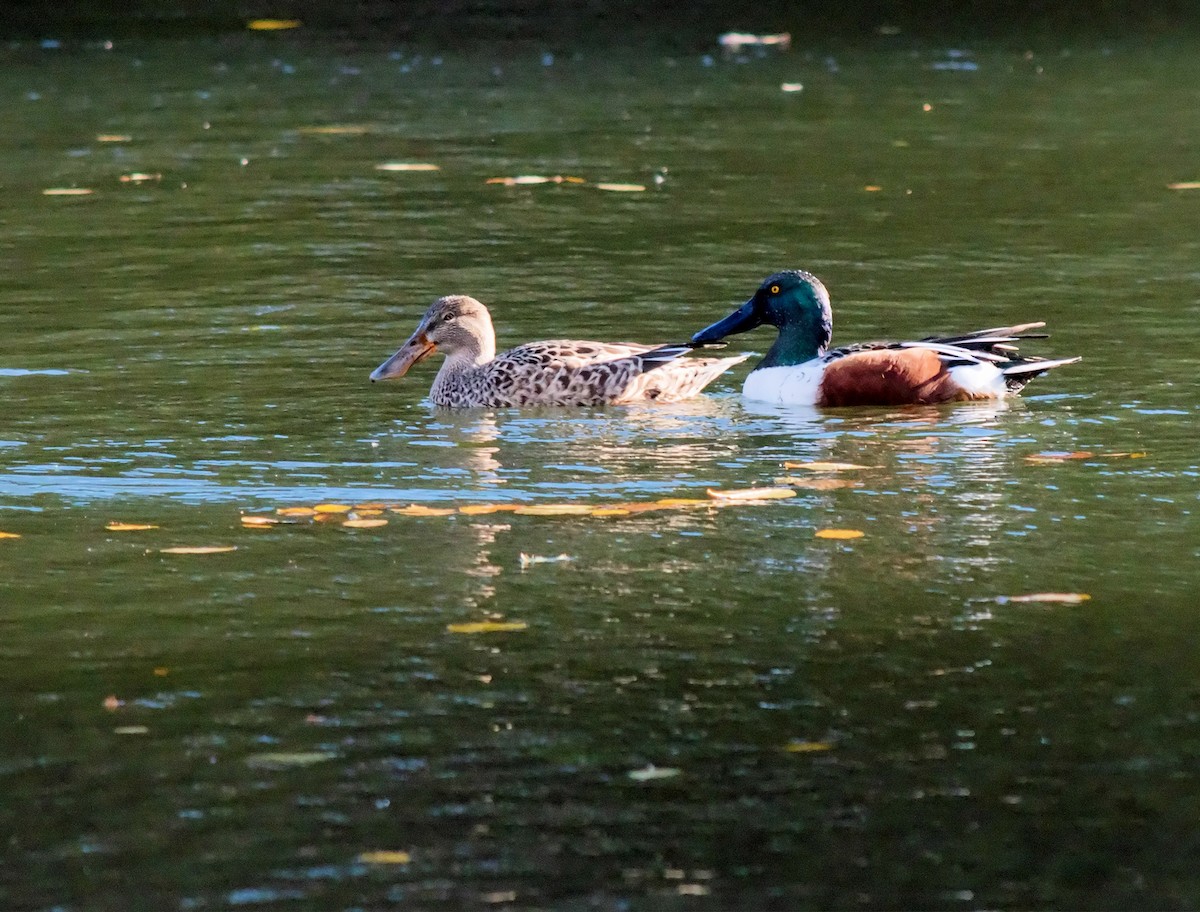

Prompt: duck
xmin=370 ymin=294 xmax=749 ymax=407
xmin=690 ymin=270 xmax=1080 ymax=407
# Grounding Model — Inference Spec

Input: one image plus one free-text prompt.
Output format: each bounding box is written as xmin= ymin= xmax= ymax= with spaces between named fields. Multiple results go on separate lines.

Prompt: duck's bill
xmin=370 ymin=333 xmax=436 ymax=381
xmin=690 ymin=299 xmax=761 ymax=345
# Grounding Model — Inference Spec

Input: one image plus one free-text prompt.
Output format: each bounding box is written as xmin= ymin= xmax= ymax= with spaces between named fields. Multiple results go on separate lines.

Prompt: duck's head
xmin=370 ymin=294 xmax=496 ymax=381
xmin=691 ymin=270 xmax=833 ymax=367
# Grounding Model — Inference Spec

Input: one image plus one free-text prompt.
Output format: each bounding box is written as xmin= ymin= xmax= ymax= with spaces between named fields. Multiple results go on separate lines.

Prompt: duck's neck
xmin=759 ymin=322 xmax=828 ymax=369
xmin=431 ymin=337 xmax=495 ymax=400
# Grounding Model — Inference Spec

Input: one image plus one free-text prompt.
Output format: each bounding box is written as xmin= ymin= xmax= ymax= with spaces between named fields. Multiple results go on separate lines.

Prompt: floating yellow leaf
xmin=277 ymin=506 xmax=316 ymax=516
xmin=159 ymin=545 xmax=237 ymax=554
xmin=706 ymin=487 xmax=797 ymax=501
xmin=1168 ymin=181 xmax=1200 ymax=190
xmin=782 ymin=461 xmax=871 ymax=471
xmin=780 ymin=82 xmax=804 ymax=92
xmin=247 ymin=18 xmax=302 ymax=30
xmin=458 ymin=504 xmax=519 ymax=515
xmin=446 ymin=621 xmax=528 ymax=634
xmin=814 ymin=528 xmax=864 ymax=540
xmin=357 ymin=850 xmax=412 ymax=865
xmin=245 ymin=751 xmax=334 ymax=768
xmin=351 ymin=508 xmax=385 ymax=516
xmin=390 ymin=505 xmax=456 ymax=516
xmin=514 ymin=504 xmax=596 ymax=516
xmin=627 ymin=765 xmax=681 ymax=782
xmin=153 ymin=667 xmax=170 ymax=676
xmin=595 ymin=182 xmax=646 ymax=192
xmin=775 ymin=477 xmax=861 ymax=490
xmin=120 ymin=172 xmax=161 ymax=183
xmin=653 ymin=498 xmax=712 ymax=507
xmin=375 ymin=162 xmax=440 ymax=171
xmin=240 ymin=515 xmax=279 ymax=526
xmin=106 ymin=522 xmax=158 ymax=531
xmin=114 ymin=725 xmax=149 ymax=735
xmin=96 ymin=133 xmax=132 ymax=142
xmin=1025 ymin=451 xmax=1095 ymax=463
xmin=785 ymin=740 xmax=834 ymax=753
xmin=299 ymin=125 xmax=370 ymax=135
xmin=313 ymin=503 xmax=352 ymax=514
xmin=1005 ymin=592 xmax=1091 ymax=604
xmin=343 ymin=518 xmax=388 ymax=529
xmin=42 ymin=188 xmax=93 ymax=196
xmin=0 ymin=532 xmax=22 ymax=539
xmin=485 ymin=175 xmax=584 ymax=186
xmin=864 ymin=185 xmax=882 ymax=192
xmin=590 ymin=508 xmax=631 ymax=517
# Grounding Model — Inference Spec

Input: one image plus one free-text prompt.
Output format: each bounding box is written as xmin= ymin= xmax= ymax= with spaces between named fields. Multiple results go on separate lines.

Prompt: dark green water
xmin=2 ymin=31 xmax=1199 ymax=910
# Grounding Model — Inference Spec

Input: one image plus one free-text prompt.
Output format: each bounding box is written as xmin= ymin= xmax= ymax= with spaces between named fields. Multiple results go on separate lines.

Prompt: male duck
xmin=371 ymin=294 xmax=749 ymax=407
xmin=691 ymin=270 xmax=1079 ymax=407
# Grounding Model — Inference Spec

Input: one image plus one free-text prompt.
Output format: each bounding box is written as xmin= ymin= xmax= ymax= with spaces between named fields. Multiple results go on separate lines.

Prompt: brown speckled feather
xmin=370 ymin=295 xmax=748 ymax=408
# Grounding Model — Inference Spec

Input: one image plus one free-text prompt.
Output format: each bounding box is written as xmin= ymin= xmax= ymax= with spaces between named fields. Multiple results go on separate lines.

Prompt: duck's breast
xmin=742 ymin=363 xmax=825 ymax=405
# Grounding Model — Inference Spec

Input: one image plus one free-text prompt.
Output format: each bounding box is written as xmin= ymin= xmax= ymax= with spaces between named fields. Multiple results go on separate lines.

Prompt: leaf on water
xmin=1025 ymin=451 xmax=1095 ymax=463
xmin=0 ymin=531 xmax=22 ymax=539
xmin=96 ymin=134 xmax=132 ymax=142
xmin=864 ymin=185 xmax=882 ymax=192
xmin=375 ymin=162 xmax=440 ymax=171
xmin=776 ymin=476 xmax=862 ymax=490
xmin=277 ymin=507 xmax=316 ymax=516
xmin=106 ymin=522 xmax=158 ymax=531
xmin=653 ymin=498 xmax=712 ymax=507
xmin=784 ymin=740 xmax=833 ymax=753
xmin=159 ymin=545 xmax=237 ymax=554
xmin=351 ymin=508 xmax=385 ymax=517
xmin=343 ymin=518 xmax=388 ymax=529
xmin=313 ymin=503 xmax=352 ymax=514
xmin=114 ymin=725 xmax=149 ymax=735
xmin=245 ymin=751 xmax=335 ymax=769
xmin=514 ymin=504 xmax=596 ymax=516
xmin=706 ymin=487 xmax=797 ymax=501
xmin=298 ymin=125 xmax=371 ymax=135
xmin=519 ymin=552 xmax=573 ymax=569
xmin=458 ymin=504 xmax=520 ymax=515
xmin=627 ymin=764 xmax=681 ymax=782
xmin=357 ymin=850 xmax=412 ymax=865
xmin=595 ymin=182 xmax=647 ymax=192
xmin=446 ymin=620 xmax=528 ymax=634
xmin=240 ymin=515 xmax=279 ymax=527
xmin=42 ymin=188 xmax=94 ymax=196
xmin=247 ymin=18 xmax=302 ymax=30
xmin=782 ymin=461 xmax=871 ymax=471
xmin=780 ymin=82 xmax=804 ymax=92
xmin=1003 ymin=592 xmax=1091 ymax=605
xmin=590 ymin=508 xmax=632 ymax=516
xmin=390 ymin=505 xmax=456 ymax=516
xmin=814 ymin=528 xmax=865 ymax=540
xmin=119 ymin=172 xmax=162 ymax=183
xmin=486 ymin=175 xmax=585 ymax=186
xmin=1168 ymin=181 xmax=1200 ymax=190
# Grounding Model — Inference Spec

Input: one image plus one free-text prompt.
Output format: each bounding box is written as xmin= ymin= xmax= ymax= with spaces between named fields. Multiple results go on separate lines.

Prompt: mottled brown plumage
xmin=370 ymin=294 xmax=748 ymax=408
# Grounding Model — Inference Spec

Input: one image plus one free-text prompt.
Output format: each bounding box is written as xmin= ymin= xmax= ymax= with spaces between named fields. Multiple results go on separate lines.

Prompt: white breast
xmin=742 ymin=363 xmax=825 ymax=405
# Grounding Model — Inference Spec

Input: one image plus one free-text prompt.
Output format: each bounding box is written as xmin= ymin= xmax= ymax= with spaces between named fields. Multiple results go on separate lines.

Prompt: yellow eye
xmin=770 ymin=284 xmax=781 ymax=294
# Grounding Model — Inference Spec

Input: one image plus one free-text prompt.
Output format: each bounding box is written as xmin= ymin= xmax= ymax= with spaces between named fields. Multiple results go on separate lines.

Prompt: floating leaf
xmin=313 ymin=503 xmax=352 ymax=514
xmin=446 ymin=621 xmax=528 ymax=634
xmin=775 ymin=477 xmax=861 ymax=490
xmin=96 ymin=134 xmax=132 ymax=142
xmin=1003 ymin=592 xmax=1091 ymax=604
xmin=590 ymin=508 xmax=631 ymax=517
xmin=277 ymin=507 xmax=316 ymax=517
xmin=106 ymin=522 xmax=158 ymax=531
xmin=247 ymin=18 xmax=302 ymax=30
xmin=519 ymin=553 xmax=573 ymax=568
xmin=485 ymin=175 xmax=584 ymax=186
xmin=1168 ymin=181 xmax=1200 ymax=190
xmin=1025 ymin=451 xmax=1095 ymax=463
xmin=0 ymin=531 xmax=22 ymax=539
xmin=245 ymin=751 xmax=334 ymax=769
xmin=782 ymin=461 xmax=871 ymax=471
xmin=357 ymin=850 xmax=412 ymax=865
xmin=653 ymin=498 xmax=712 ymax=507
xmin=42 ymin=188 xmax=93 ymax=196
xmin=390 ymin=505 xmax=456 ymax=517
xmin=595 ymin=182 xmax=647 ymax=193
xmin=119 ymin=172 xmax=161 ymax=183
xmin=240 ymin=515 xmax=279 ymax=527
xmin=514 ymin=504 xmax=596 ymax=516
xmin=780 ymin=82 xmax=804 ymax=92
xmin=458 ymin=504 xmax=519 ymax=515
xmin=863 ymin=185 xmax=882 ymax=192
xmin=350 ymin=508 xmax=384 ymax=516
xmin=814 ymin=529 xmax=864 ymax=540
xmin=706 ymin=487 xmax=797 ymax=501
xmin=298 ymin=125 xmax=370 ymax=135
xmin=114 ymin=725 xmax=149 ymax=735
xmin=627 ymin=765 xmax=681 ymax=782
xmin=159 ymin=545 xmax=237 ymax=554
xmin=784 ymin=740 xmax=834 ymax=753
xmin=343 ymin=518 xmax=388 ymax=529
xmin=375 ymin=162 xmax=440 ymax=171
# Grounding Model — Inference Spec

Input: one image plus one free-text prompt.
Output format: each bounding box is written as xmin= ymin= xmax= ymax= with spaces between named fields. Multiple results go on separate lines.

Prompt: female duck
xmin=371 ymin=294 xmax=748 ymax=408
xmin=691 ymin=270 xmax=1079 ymax=407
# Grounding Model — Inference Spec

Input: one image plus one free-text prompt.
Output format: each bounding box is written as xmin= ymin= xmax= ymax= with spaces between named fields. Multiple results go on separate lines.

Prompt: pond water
xmin=2 ymin=29 xmax=1199 ymax=910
